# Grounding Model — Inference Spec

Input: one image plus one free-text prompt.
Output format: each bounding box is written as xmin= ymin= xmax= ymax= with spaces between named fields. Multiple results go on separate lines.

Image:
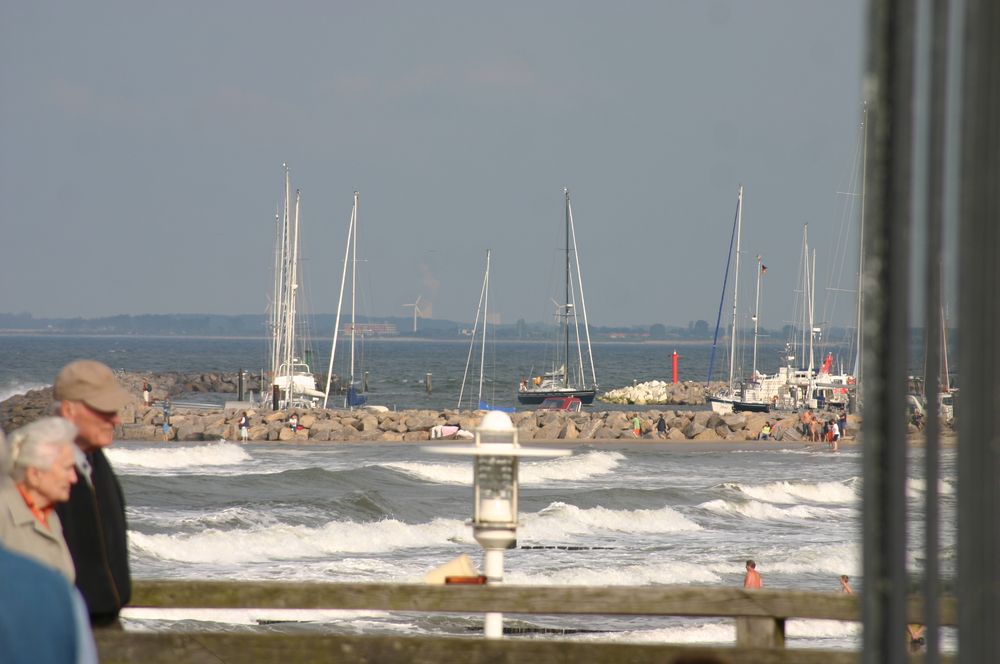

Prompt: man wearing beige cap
xmin=53 ymin=360 xmax=132 ymax=627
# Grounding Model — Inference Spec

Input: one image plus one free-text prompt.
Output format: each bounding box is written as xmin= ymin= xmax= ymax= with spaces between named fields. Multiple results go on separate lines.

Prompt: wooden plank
xmin=95 ymin=631 xmax=869 ymax=664
xmin=736 ymin=616 xmax=785 ymax=648
xmin=130 ymin=581 xmax=957 ymax=625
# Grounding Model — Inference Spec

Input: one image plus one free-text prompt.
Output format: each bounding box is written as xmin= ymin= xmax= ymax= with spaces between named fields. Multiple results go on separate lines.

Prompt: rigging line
xmin=707 ymin=190 xmax=741 ymax=386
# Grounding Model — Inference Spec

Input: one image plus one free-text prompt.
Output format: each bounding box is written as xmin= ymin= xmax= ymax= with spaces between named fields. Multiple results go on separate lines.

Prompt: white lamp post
xmin=425 ymin=411 xmax=570 ymax=638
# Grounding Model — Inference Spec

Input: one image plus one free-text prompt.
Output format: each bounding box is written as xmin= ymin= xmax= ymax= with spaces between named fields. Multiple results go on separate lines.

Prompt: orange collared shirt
xmin=15 ymin=484 xmax=53 ymax=530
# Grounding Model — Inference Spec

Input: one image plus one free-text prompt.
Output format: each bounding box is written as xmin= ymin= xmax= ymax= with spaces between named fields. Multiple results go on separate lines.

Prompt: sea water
xmin=0 ymin=333 xmax=812 ymax=410
xmin=0 ymin=335 xmax=955 ymax=651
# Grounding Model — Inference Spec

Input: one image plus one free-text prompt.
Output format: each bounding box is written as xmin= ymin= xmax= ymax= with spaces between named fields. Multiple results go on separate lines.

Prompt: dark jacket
xmin=55 ymin=449 xmax=131 ymax=624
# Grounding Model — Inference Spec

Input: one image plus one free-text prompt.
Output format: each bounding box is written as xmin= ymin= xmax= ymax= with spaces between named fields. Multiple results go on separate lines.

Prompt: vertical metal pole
xmin=862 ymin=1 xmax=916 ymax=663
xmin=483 ymin=548 xmax=504 ymax=638
xmin=957 ymin=0 xmax=1000 ymax=661
xmin=919 ymin=1 xmax=953 ymax=661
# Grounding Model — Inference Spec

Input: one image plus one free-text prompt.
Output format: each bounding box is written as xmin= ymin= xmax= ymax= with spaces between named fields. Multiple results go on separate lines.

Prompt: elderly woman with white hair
xmin=0 ymin=417 xmax=79 ymax=581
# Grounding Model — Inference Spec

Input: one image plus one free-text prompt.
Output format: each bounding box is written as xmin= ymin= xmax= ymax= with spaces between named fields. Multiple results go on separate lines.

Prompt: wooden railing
xmin=95 ymin=581 xmax=957 ymax=663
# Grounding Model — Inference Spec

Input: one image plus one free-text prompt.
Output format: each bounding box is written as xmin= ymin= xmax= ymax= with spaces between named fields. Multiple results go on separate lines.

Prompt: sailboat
xmin=706 ymin=185 xmax=771 ymax=414
xmin=268 ymin=165 xmax=326 ymax=409
xmin=323 ymin=191 xmax=369 ymax=408
xmin=517 ymin=189 xmax=598 ymax=406
xmin=458 ymin=250 xmax=512 ymax=411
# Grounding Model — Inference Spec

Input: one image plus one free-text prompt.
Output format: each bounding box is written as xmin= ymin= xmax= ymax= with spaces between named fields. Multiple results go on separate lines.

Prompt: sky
xmin=0 ymin=1 xmax=867 ymax=329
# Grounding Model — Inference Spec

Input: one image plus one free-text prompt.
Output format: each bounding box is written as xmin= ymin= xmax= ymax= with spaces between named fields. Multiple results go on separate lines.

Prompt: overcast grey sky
xmin=1 ymin=1 xmax=866 ymax=328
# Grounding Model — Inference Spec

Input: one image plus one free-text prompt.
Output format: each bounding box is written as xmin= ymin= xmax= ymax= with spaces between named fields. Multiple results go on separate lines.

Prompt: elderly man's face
xmin=62 ymin=401 xmax=120 ymax=451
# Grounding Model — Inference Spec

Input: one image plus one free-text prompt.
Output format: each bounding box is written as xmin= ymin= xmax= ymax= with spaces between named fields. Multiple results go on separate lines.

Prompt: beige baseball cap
xmin=53 ymin=360 xmax=132 ymax=412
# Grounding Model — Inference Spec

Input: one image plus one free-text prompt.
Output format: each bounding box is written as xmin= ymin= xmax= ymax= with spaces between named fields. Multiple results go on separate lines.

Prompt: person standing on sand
xmin=743 ymin=560 xmax=762 ymax=588
xmin=631 ymin=415 xmax=641 ymax=438
xmin=52 ymin=360 xmax=132 ymax=628
xmin=656 ymin=414 xmax=667 ymax=439
xmin=839 ymin=574 xmax=852 ymax=593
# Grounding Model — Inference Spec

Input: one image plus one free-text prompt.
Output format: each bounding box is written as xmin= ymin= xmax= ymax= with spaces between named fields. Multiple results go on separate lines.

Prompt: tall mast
xmin=563 ymin=189 xmax=571 ymax=389
xmin=752 ymin=255 xmax=763 ymax=378
xmin=854 ymin=101 xmax=868 ymax=394
xmin=283 ymin=189 xmax=301 ymax=403
xmin=458 ymin=250 xmax=490 ymax=409
xmin=728 ymin=185 xmax=743 ymax=392
xmin=349 ymin=191 xmax=359 ymax=402
xmin=567 ymin=193 xmax=597 ymax=388
xmin=800 ymin=225 xmax=809 ymax=365
xmin=478 ymin=250 xmax=491 ymax=406
xmin=322 ymin=193 xmax=356 ymax=408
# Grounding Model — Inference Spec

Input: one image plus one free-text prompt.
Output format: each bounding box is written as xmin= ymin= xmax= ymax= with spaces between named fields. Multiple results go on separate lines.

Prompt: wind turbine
xmin=402 ymin=295 xmax=423 ymax=333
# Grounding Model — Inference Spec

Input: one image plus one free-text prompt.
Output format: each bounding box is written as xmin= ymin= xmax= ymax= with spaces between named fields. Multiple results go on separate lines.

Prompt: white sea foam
xmin=730 ymin=479 xmax=859 ymax=505
xmin=787 ymin=618 xmax=860 ymax=639
xmin=129 ymin=516 xmax=471 ymax=563
xmin=521 ymin=502 xmax=701 ymax=539
xmin=108 ymin=443 xmax=253 ymax=474
xmin=728 ymin=541 xmax=860 ymax=577
xmin=386 ymin=450 xmax=623 ymax=486
xmin=519 ymin=451 xmax=624 ymax=483
xmin=122 ymin=607 xmax=397 ymax=628
xmin=508 ymin=560 xmax=722 ymax=586
xmin=0 ymin=380 xmax=49 ymax=403
xmin=383 ymin=460 xmax=471 ymax=485
xmin=698 ymin=498 xmax=844 ymax=522
xmin=571 ymin=621 xmax=735 ymax=644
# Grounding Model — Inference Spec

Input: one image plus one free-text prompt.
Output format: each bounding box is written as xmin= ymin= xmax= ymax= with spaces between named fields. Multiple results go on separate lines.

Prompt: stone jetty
xmin=599 ymin=380 xmax=723 ymax=406
xmin=0 ymin=371 xmax=862 ymax=443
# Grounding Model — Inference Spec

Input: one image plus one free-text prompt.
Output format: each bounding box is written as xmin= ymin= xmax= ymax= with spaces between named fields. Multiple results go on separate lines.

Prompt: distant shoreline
xmin=0 ymin=330 xmax=726 ymax=346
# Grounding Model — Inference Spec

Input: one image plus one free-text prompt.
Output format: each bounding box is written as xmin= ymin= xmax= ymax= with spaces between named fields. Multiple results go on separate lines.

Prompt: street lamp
xmin=426 ymin=410 xmax=570 ymax=638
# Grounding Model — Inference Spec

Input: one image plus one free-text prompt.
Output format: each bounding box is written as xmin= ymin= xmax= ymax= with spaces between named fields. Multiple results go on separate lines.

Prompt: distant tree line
xmin=0 ymin=312 xmax=926 ymax=343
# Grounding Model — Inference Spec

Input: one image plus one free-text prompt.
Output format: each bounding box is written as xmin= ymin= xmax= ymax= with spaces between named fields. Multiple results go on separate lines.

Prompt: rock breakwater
xmin=0 ymin=371 xmax=862 ymax=443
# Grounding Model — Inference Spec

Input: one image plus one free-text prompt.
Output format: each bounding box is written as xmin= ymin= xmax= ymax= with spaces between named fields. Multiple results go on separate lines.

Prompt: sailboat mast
xmin=809 ymin=247 xmax=816 ymax=374
xmin=478 ymin=250 xmax=491 ymax=406
xmin=458 ymin=250 xmax=490 ymax=409
xmin=270 ymin=207 xmax=282 ymax=385
xmin=563 ymin=189 xmax=571 ymax=389
xmin=940 ymin=305 xmax=951 ymax=392
xmin=728 ymin=185 xmax=743 ymax=392
xmin=349 ymin=191 xmax=359 ymax=397
xmin=800 ymin=225 xmax=808 ymax=366
xmin=854 ymin=102 xmax=868 ymax=393
xmin=322 ymin=194 xmax=356 ymax=408
xmin=283 ymin=189 xmax=302 ymax=403
xmin=567 ymin=193 xmax=597 ymax=388
xmin=752 ymin=255 xmax=763 ymax=378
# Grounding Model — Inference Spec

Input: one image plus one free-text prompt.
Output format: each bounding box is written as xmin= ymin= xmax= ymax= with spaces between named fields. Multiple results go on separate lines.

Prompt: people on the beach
xmin=839 ymin=574 xmax=852 ymax=593
xmin=656 ymin=414 xmax=667 ymax=439
xmin=141 ymin=381 xmax=151 ymax=406
xmin=800 ymin=410 xmax=819 ymax=441
xmin=838 ymin=411 xmax=848 ymax=438
xmin=289 ymin=413 xmax=300 ymax=431
xmin=743 ymin=559 xmax=762 ymax=588
xmin=759 ymin=422 xmax=772 ymax=440
xmin=161 ymin=421 xmax=170 ymax=441
xmin=631 ymin=415 xmax=641 ymax=438
xmin=239 ymin=412 xmax=250 ymax=442
xmin=52 ymin=359 xmax=133 ymax=627
xmin=830 ymin=419 xmax=841 ymax=452
xmin=0 ymin=417 xmax=79 ymax=581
